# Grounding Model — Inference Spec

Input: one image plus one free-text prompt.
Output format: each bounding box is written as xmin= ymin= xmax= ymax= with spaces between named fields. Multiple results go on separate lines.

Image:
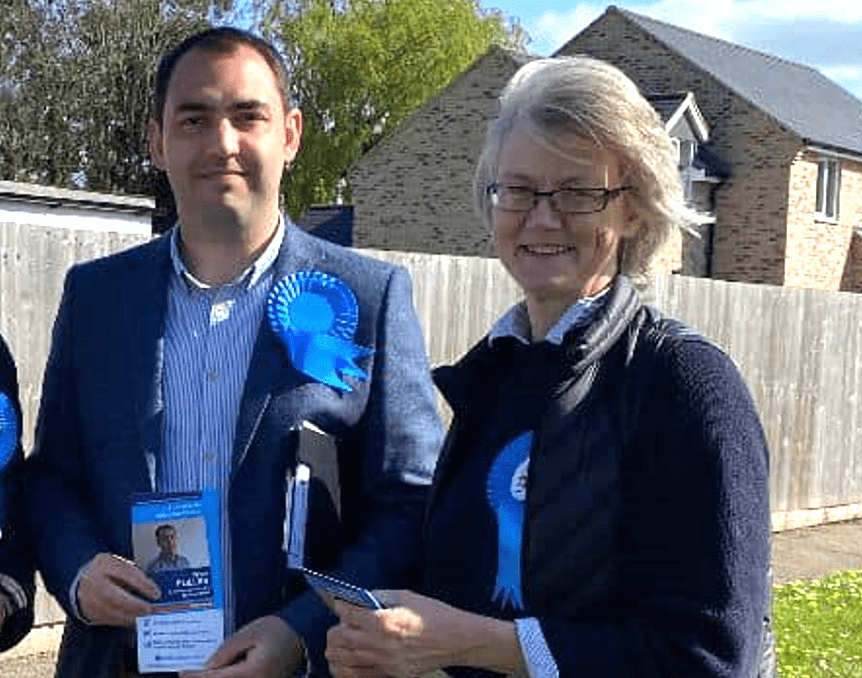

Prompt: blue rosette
xmin=267 ymin=271 xmax=374 ymax=393
xmin=0 ymin=391 xmax=17 ymax=538
xmin=0 ymin=392 xmax=17 ymax=472
xmin=486 ymin=431 xmax=533 ymax=612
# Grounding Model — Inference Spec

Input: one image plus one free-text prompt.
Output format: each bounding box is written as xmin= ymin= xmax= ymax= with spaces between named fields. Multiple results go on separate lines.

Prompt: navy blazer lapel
xmin=232 ymin=224 xmax=325 ymax=471
xmin=121 ymin=235 xmax=172 ymax=491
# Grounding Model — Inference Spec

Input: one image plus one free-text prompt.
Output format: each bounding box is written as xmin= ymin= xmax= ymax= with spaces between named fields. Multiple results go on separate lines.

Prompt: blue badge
xmin=486 ymin=431 xmax=532 ymax=612
xmin=268 ymin=272 xmax=373 ymax=393
xmin=0 ymin=392 xmax=17 ymax=471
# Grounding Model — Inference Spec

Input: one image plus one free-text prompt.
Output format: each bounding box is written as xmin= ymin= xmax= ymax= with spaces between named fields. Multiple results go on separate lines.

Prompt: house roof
xmin=0 ymin=179 xmax=153 ymax=213
xmin=647 ymin=92 xmax=709 ymax=141
xmin=296 ymin=205 xmax=354 ymax=246
xmin=570 ymin=6 xmax=862 ymax=157
xmin=647 ymin=93 xmax=689 ymax=124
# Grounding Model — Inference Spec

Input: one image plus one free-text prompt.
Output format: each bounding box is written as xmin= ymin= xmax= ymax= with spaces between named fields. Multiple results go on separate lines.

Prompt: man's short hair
xmin=152 ymin=26 xmax=291 ymax=125
xmin=155 ymin=524 xmax=176 ymax=540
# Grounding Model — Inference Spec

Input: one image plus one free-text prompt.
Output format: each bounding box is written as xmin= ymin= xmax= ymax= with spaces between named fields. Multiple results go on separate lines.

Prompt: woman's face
xmin=491 ymin=123 xmax=635 ymax=310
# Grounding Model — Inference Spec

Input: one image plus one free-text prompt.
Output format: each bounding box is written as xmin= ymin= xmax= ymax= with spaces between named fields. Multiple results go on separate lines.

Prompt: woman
xmin=326 ymin=56 xmax=771 ymax=678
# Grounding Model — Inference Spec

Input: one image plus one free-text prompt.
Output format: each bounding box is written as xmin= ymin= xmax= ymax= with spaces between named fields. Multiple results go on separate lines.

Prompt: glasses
xmin=488 ymin=184 xmax=631 ymax=214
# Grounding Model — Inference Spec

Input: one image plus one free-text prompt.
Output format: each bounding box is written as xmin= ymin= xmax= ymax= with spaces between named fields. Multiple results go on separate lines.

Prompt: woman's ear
xmin=621 ymin=212 xmax=641 ymax=238
xmin=619 ymin=194 xmax=642 ymax=238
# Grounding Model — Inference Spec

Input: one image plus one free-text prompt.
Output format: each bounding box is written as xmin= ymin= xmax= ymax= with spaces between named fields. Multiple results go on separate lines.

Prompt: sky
xmin=484 ymin=0 xmax=862 ymax=103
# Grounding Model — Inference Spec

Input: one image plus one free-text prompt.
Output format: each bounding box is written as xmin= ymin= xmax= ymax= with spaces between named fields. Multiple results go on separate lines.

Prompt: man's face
xmin=156 ymin=528 xmax=178 ymax=556
xmin=149 ymin=44 xmax=302 ymax=235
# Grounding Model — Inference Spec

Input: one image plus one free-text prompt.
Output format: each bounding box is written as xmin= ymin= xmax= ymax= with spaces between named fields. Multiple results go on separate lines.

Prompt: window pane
xmin=816 ymin=161 xmax=825 ymax=211
xmin=825 ymin=161 xmax=836 ymax=217
xmin=816 ymin=157 xmax=841 ymax=219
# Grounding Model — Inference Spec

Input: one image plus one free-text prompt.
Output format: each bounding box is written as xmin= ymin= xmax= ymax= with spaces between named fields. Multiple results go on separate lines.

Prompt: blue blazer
xmin=26 ymin=223 xmax=443 ymax=677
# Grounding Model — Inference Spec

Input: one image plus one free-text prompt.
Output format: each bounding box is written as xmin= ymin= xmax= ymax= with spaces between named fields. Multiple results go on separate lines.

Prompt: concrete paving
xmin=772 ymin=517 xmax=862 ymax=584
xmin=0 ymin=625 xmax=61 ymax=678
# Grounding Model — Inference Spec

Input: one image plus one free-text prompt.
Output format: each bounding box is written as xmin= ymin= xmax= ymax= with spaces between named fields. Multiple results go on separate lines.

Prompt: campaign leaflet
xmin=131 ymin=490 xmax=224 ymax=672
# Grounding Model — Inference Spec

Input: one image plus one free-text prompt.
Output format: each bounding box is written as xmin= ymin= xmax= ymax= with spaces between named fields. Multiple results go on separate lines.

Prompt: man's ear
xmin=283 ymin=108 xmax=304 ymax=166
xmin=148 ymin=118 xmax=167 ymax=172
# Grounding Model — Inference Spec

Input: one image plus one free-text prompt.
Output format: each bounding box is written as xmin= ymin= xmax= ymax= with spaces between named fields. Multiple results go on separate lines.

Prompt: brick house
xmin=348 ymin=6 xmax=862 ymax=290
xmin=348 ymin=48 xmax=524 ymax=257
xmin=559 ymin=6 xmax=862 ymax=288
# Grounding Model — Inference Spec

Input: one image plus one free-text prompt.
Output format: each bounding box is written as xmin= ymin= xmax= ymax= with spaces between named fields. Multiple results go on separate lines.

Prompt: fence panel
xmin=370 ymin=250 xmax=862 ymax=522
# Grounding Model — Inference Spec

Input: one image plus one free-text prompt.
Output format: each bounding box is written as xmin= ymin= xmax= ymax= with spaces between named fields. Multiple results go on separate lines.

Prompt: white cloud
xmin=529 ymin=4 xmax=607 ymax=54
xmin=521 ymin=0 xmax=862 ymax=101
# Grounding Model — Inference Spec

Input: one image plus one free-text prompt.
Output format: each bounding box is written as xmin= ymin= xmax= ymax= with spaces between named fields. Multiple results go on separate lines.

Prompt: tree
xmin=0 ymin=1 xmax=216 ymax=197
xmin=0 ymin=0 xmax=82 ymax=187
xmin=267 ymin=0 xmax=522 ymax=219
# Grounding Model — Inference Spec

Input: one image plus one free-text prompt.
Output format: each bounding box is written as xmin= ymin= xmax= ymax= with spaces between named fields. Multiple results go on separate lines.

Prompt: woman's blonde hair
xmin=475 ymin=55 xmax=693 ymax=280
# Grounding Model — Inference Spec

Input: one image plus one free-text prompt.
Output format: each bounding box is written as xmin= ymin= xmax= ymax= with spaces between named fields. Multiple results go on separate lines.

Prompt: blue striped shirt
xmin=160 ymin=220 xmax=284 ymax=633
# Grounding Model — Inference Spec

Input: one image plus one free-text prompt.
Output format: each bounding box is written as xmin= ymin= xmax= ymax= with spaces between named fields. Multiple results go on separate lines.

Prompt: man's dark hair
xmin=152 ymin=26 xmax=291 ymax=125
xmin=155 ymin=524 xmax=176 ymax=540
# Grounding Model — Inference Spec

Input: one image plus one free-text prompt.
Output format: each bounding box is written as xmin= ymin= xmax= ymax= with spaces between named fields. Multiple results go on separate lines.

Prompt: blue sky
xmin=484 ymin=1 xmax=862 ymax=103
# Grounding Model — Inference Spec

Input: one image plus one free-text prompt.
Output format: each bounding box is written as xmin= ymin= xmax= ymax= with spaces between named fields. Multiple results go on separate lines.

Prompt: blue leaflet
xmin=268 ymin=272 xmax=373 ymax=393
xmin=486 ymin=431 xmax=533 ymax=612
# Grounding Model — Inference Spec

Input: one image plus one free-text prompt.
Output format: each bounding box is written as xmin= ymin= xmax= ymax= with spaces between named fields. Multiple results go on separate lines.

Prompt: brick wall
xmin=560 ymin=11 xmax=802 ymax=286
xmin=648 ymin=226 xmax=682 ymax=276
xmin=837 ymin=159 xmax=862 ymax=291
xmin=785 ymin=152 xmax=850 ymax=289
xmin=349 ymin=48 xmax=520 ymax=255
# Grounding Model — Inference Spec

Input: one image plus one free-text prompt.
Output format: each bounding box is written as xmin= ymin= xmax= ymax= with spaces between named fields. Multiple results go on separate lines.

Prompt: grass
xmin=774 ymin=569 xmax=862 ymax=677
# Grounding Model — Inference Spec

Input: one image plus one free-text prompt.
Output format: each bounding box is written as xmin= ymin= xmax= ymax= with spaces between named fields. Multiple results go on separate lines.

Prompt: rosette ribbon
xmin=268 ymin=271 xmax=374 ymax=393
xmin=486 ymin=430 xmax=533 ymax=612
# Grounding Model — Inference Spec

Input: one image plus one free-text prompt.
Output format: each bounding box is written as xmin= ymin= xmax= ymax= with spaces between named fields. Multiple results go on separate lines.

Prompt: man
xmin=145 ymin=526 xmax=191 ymax=576
xmin=26 ymin=27 xmax=442 ymax=678
xmin=0 ymin=334 xmax=34 ymax=653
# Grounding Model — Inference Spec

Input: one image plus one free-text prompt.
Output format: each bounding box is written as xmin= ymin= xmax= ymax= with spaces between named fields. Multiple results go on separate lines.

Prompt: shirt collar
xmin=488 ymin=286 xmax=611 ymax=346
xmin=169 ymin=216 xmax=284 ymax=291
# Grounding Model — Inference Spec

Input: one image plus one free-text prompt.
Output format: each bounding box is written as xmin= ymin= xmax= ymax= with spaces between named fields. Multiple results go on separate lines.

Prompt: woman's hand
xmin=326 ymin=590 xmax=459 ymax=678
xmin=326 ymin=590 xmax=526 ymax=678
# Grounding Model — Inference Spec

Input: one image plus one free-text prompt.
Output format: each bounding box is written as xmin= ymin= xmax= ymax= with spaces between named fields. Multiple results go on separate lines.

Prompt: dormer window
xmin=815 ymin=156 xmax=841 ymax=220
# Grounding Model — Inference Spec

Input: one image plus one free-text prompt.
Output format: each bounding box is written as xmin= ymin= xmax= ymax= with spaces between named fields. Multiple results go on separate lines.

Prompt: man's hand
xmin=180 ymin=615 xmax=303 ymax=678
xmin=76 ymin=553 xmax=161 ymax=627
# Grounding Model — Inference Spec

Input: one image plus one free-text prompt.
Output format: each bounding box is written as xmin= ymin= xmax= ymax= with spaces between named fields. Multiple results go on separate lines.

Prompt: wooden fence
xmin=3 ymin=224 xmax=862 ymax=625
xmin=369 ymin=248 xmax=862 ymax=528
xmin=2 ymin=226 xmax=861 ymax=522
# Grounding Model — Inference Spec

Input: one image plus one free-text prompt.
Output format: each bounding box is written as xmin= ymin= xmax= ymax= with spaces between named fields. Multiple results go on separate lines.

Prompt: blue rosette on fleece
xmin=486 ymin=431 xmax=533 ymax=612
xmin=0 ymin=392 xmax=18 ymax=537
xmin=267 ymin=271 xmax=374 ymax=393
